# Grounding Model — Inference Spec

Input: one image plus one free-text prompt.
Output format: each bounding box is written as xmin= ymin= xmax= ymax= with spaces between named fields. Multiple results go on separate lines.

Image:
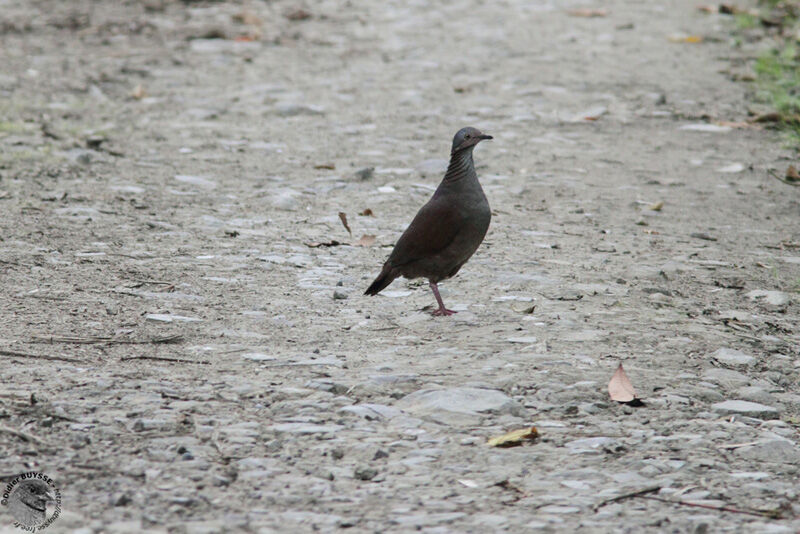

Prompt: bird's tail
xmin=365 ymin=265 xmax=396 ymax=296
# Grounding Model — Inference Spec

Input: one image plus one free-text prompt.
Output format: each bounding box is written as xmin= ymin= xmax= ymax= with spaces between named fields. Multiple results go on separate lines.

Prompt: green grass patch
xmin=754 ymin=44 xmax=800 ymax=144
xmin=735 ymin=13 xmax=759 ymax=29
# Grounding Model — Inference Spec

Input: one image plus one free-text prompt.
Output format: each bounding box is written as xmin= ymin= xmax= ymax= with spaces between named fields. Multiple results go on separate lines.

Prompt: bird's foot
xmin=432 ymin=308 xmax=457 ymax=317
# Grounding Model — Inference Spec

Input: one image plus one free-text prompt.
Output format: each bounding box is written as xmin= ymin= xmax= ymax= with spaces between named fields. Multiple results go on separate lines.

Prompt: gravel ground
xmin=1 ymin=0 xmax=799 ymax=532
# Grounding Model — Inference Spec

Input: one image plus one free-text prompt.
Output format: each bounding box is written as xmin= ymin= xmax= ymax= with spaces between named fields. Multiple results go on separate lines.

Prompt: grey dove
xmin=365 ymin=126 xmax=492 ymax=316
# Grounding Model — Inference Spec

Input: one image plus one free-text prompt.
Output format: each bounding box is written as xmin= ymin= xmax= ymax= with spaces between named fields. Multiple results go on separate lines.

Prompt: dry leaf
xmin=669 ymin=35 xmax=703 ymax=43
xmin=359 ymin=208 xmax=374 ymax=216
xmin=748 ymin=112 xmax=782 ymax=123
xmin=487 ymin=427 xmax=539 ymax=448
xmin=608 ymin=363 xmax=636 ymax=403
xmin=567 ymin=8 xmax=608 ymax=17
xmin=786 ymin=165 xmax=800 ymax=183
xmin=643 ymin=229 xmax=660 ymax=235
xmin=697 ymin=5 xmax=717 ymax=13
xmin=648 ymin=201 xmax=663 ymax=211
xmin=131 ymin=84 xmax=147 ymax=100
xmin=314 ymin=163 xmax=335 ymax=170
xmin=716 ymin=120 xmax=755 ymax=129
xmin=285 ymin=8 xmax=311 ymax=21
xmin=338 ymin=212 xmax=352 ymax=236
xmin=356 ymin=234 xmax=376 ymax=247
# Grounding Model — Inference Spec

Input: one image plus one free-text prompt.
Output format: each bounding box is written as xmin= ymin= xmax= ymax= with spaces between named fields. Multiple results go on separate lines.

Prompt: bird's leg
xmin=429 ymin=281 xmax=456 ymax=316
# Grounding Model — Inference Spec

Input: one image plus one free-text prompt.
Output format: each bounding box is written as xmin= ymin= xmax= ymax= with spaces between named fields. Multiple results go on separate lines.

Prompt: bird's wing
xmin=387 ymin=196 xmax=461 ymax=267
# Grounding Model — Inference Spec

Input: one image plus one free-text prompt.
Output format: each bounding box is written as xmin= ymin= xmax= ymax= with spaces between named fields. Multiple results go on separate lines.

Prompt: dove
xmin=365 ymin=127 xmax=492 ymax=316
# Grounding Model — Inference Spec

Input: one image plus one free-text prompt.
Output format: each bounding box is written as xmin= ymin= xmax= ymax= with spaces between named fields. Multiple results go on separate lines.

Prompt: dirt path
xmin=1 ymin=0 xmax=799 ymax=532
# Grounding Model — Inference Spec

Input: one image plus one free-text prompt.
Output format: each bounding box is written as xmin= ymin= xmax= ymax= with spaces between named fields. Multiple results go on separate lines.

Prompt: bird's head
xmin=15 ymin=479 xmax=55 ymax=513
xmin=7 ymin=479 xmax=55 ymax=527
xmin=451 ymin=127 xmax=492 ymax=155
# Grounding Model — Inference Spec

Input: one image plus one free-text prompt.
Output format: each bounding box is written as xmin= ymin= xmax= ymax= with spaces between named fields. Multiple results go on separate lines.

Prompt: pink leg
xmin=429 ymin=281 xmax=456 ymax=316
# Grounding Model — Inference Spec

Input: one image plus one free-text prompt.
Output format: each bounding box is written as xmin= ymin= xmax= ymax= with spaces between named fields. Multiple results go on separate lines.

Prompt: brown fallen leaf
xmin=338 ymin=212 xmax=352 ymax=236
xmin=648 ymin=201 xmax=663 ymax=211
xmin=314 ymin=163 xmax=335 ymax=170
xmin=359 ymin=208 xmax=374 ymax=216
xmin=285 ymin=8 xmax=311 ymax=21
xmin=567 ymin=8 xmax=608 ymax=17
xmin=786 ymin=165 xmax=800 ymax=183
xmin=356 ymin=234 xmax=376 ymax=247
xmin=487 ymin=427 xmax=539 ymax=448
xmin=131 ymin=84 xmax=147 ymax=100
xmin=669 ymin=35 xmax=703 ymax=43
xmin=608 ymin=363 xmax=642 ymax=405
xmin=748 ymin=112 xmax=783 ymax=123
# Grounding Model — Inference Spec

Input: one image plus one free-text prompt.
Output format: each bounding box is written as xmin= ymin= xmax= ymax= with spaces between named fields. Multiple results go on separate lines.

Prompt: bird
xmin=6 ymin=478 xmax=55 ymax=528
xmin=365 ymin=126 xmax=493 ymax=316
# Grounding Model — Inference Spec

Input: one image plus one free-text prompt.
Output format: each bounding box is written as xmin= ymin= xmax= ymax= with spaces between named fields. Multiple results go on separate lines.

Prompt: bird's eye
xmin=464 ymin=134 xmax=471 ymax=139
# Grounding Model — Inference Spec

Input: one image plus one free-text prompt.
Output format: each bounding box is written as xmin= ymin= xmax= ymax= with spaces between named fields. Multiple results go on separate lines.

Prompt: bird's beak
xmin=44 ymin=491 xmax=56 ymax=503
xmin=479 ymin=134 xmax=493 ymax=140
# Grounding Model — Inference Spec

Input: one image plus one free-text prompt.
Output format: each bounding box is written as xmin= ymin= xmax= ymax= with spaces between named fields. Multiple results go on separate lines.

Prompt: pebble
xmin=395 ymin=387 xmax=522 ymax=416
xmin=269 ymin=423 xmax=344 ymax=434
xmin=564 ymin=437 xmax=620 ymax=454
xmin=174 ymin=174 xmax=217 ymax=189
xmin=746 ymin=290 xmax=791 ymax=307
xmin=333 ymin=289 xmax=349 ymax=300
xmin=339 ymin=404 xmax=403 ymax=420
xmin=711 ymin=400 xmax=779 ymax=419
xmin=145 ymin=313 xmax=202 ymax=323
xmin=711 ymin=348 xmax=756 ymax=367
xmin=734 ymin=440 xmax=800 ymax=463
xmin=354 ymin=467 xmax=378 ymax=481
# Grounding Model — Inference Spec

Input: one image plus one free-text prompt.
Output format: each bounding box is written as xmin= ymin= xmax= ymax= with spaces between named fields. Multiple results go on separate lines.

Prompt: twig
xmin=768 ymin=168 xmax=800 ymax=187
xmin=0 ymin=424 xmax=44 ymax=444
xmin=594 ymin=486 xmax=661 ymax=510
xmin=638 ymin=495 xmax=786 ymax=519
xmin=120 ymin=355 xmax=210 ymax=365
xmin=0 ymin=349 xmax=82 ymax=363
xmin=32 ymin=334 xmax=183 ymax=345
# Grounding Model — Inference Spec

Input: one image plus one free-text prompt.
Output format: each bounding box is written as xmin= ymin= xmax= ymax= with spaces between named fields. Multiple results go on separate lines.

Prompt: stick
xmin=594 ymin=486 xmax=661 ymax=510
xmin=0 ymin=424 xmax=44 ymax=444
xmin=120 ymin=355 xmax=210 ymax=365
xmin=637 ymin=495 xmax=785 ymax=519
xmin=768 ymin=168 xmax=800 ymax=187
xmin=32 ymin=334 xmax=183 ymax=345
xmin=0 ymin=349 xmax=81 ymax=363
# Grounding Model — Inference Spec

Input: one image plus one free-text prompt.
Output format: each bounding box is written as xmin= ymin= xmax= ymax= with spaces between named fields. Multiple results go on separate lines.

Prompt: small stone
xmin=395 ymin=387 xmax=522 ymax=416
xmin=174 ymin=174 xmax=217 ymax=189
xmin=712 ymin=400 xmax=779 ymax=419
xmin=716 ymin=163 xmax=744 ymax=173
xmin=354 ymin=467 xmax=378 ymax=481
xmin=746 ymin=290 xmax=791 ymax=307
xmin=734 ymin=440 xmax=800 ymax=464
xmin=354 ymin=167 xmax=374 ymax=180
xmin=333 ymin=289 xmax=349 ymax=300
xmin=113 ymin=493 xmax=133 ymax=507
xmin=711 ymin=348 xmax=756 ymax=367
